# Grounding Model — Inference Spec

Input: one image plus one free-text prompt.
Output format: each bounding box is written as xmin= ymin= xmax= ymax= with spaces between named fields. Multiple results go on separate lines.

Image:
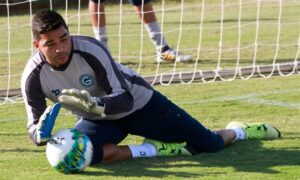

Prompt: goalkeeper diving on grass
xmin=21 ymin=10 xmax=281 ymax=165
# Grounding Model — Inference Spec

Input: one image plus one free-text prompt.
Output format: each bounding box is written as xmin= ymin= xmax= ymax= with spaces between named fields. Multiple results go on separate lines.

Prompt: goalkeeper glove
xmin=58 ymin=89 xmax=105 ymax=117
xmin=35 ymin=103 xmax=61 ymax=144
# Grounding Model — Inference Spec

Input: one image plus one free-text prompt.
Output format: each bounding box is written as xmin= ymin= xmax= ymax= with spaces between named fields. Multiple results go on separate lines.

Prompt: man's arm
xmin=21 ymin=58 xmax=61 ymax=145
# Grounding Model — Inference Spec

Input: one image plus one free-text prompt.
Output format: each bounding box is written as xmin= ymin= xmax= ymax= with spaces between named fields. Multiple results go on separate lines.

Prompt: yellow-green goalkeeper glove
xmin=58 ymin=89 xmax=105 ymax=117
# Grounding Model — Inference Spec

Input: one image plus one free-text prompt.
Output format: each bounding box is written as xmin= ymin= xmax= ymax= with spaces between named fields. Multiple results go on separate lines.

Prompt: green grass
xmin=1 ymin=75 xmax=300 ymax=179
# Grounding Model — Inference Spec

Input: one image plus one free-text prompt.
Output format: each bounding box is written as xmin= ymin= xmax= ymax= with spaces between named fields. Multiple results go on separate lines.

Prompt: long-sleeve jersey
xmin=21 ymin=35 xmax=153 ymax=144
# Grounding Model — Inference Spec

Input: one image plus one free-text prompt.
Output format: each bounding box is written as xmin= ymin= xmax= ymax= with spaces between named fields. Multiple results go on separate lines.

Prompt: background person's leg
xmin=89 ymin=0 xmax=108 ymax=48
xmin=129 ymin=0 xmax=192 ymax=62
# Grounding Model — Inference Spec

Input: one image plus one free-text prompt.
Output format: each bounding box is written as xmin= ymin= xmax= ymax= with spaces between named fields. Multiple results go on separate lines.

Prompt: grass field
xmin=1 ymin=74 xmax=300 ymax=179
xmin=0 ymin=0 xmax=300 ymax=179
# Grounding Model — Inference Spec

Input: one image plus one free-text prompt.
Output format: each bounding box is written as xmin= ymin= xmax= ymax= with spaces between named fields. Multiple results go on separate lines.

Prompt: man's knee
xmin=128 ymin=0 xmax=151 ymax=6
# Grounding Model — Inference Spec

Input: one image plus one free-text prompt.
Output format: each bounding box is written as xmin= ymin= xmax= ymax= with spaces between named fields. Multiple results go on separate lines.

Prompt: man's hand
xmin=58 ymin=89 xmax=105 ymax=117
xmin=36 ymin=103 xmax=61 ymax=143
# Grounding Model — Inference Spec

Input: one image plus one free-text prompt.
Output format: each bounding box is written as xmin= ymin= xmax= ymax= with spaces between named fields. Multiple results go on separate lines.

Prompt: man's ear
xmin=33 ymin=40 xmax=39 ymax=49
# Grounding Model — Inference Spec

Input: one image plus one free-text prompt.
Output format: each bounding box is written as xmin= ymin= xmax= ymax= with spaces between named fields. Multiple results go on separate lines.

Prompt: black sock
xmin=161 ymin=45 xmax=171 ymax=53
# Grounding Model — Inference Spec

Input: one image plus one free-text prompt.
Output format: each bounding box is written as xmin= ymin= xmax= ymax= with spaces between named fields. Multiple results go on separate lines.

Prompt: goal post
xmin=0 ymin=0 xmax=299 ymax=103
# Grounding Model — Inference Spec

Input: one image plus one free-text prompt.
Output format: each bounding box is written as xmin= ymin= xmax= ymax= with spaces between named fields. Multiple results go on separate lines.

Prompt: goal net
xmin=0 ymin=0 xmax=299 ymax=104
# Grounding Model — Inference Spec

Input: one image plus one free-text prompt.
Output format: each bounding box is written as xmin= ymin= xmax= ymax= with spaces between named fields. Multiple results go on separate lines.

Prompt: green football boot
xmin=226 ymin=121 xmax=281 ymax=140
xmin=143 ymin=139 xmax=192 ymax=156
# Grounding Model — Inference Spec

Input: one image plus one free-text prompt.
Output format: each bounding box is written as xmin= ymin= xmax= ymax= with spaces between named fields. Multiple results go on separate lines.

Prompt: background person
xmin=89 ymin=0 xmax=192 ymax=63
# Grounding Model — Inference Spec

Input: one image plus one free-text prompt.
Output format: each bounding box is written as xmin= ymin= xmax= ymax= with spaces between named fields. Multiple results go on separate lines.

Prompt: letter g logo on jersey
xmin=79 ymin=74 xmax=95 ymax=87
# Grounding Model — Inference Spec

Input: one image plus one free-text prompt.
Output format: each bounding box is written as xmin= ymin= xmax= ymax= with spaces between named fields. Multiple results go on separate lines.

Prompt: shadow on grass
xmin=81 ymin=140 xmax=300 ymax=178
xmin=0 ymin=148 xmax=44 ymax=153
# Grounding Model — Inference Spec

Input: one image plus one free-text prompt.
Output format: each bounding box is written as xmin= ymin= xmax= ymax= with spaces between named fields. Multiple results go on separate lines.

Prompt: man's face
xmin=33 ymin=26 xmax=71 ymax=67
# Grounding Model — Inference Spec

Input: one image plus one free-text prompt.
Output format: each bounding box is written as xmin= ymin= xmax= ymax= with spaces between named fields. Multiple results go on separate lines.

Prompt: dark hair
xmin=32 ymin=10 xmax=68 ymax=40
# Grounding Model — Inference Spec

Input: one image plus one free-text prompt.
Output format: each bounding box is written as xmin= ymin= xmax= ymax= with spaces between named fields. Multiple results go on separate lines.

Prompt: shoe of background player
xmin=226 ymin=121 xmax=281 ymax=140
xmin=156 ymin=46 xmax=192 ymax=63
xmin=143 ymin=139 xmax=192 ymax=156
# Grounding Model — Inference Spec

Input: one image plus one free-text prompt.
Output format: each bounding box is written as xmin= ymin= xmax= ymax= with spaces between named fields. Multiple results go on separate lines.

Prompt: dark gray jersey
xmin=22 ymin=35 xmax=153 ymax=135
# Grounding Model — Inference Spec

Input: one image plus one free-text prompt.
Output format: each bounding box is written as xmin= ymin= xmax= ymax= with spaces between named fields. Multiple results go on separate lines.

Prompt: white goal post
xmin=0 ymin=0 xmax=299 ymax=104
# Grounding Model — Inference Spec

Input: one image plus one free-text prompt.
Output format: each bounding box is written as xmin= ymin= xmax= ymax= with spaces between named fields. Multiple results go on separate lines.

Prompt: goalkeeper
xmin=21 ymin=10 xmax=281 ymax=165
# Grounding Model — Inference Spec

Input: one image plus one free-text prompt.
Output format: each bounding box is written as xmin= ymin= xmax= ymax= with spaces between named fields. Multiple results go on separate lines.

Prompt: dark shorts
xmin=90 ymin=0 xmax=151 ymax=6
xmin=74 ymin=91 xmax=224 ymax=164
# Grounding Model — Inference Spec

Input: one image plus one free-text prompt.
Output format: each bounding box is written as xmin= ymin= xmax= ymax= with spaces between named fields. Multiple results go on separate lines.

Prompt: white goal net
xmin=0 ymin=0 xmax=299 ymax=104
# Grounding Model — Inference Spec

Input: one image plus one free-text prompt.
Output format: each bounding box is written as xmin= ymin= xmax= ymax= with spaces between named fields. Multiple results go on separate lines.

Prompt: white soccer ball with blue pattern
xmin=46 ymin=128 xmax=93 ymax=174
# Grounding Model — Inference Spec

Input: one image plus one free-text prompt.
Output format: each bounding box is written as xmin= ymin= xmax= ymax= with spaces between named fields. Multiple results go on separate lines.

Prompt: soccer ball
xmin=46 ymin=128 xmax=93 ymax=174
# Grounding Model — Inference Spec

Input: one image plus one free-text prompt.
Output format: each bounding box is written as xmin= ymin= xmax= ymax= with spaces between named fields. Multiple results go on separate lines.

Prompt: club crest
xmin=79 ymin=74 xmax=95 ymax=87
